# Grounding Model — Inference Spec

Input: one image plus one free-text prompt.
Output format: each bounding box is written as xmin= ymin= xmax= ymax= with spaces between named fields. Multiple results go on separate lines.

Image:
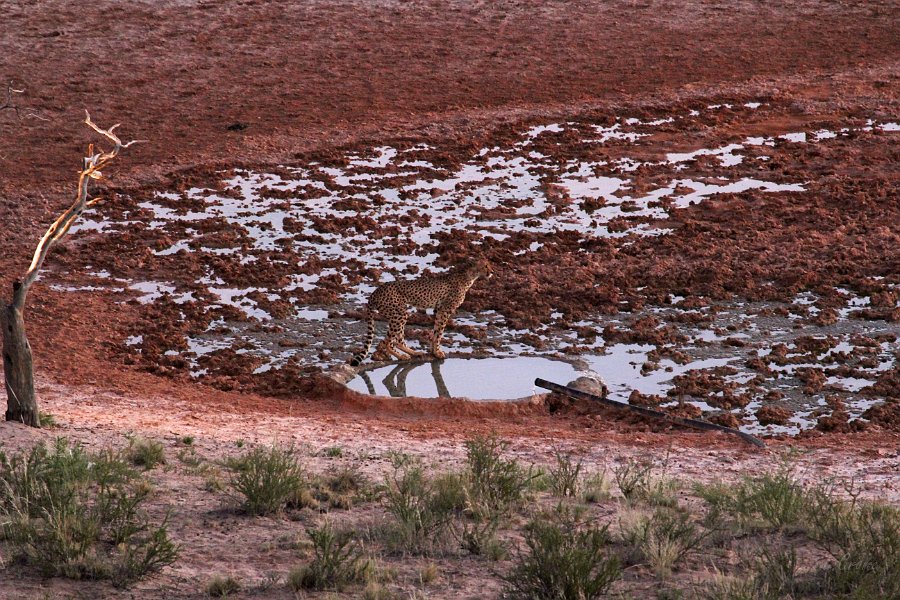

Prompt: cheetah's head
xmin=463 ymin=259 xmax=493 ymax=280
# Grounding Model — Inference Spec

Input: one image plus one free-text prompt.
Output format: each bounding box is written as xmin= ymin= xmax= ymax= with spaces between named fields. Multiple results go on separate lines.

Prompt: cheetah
xmin=349 ymin=260 xmax=493 ymax=366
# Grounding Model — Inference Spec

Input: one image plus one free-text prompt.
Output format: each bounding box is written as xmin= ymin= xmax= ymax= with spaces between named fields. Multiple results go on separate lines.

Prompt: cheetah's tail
xmin=349 ymin=310 xmax=376 ymax=367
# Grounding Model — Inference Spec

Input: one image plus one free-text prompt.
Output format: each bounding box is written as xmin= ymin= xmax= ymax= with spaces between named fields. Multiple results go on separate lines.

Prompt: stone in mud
xmin=566 ymin=375 xmax=608 ymax=399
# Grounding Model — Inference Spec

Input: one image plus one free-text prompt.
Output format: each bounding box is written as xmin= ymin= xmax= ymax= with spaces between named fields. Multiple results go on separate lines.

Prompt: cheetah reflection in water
xmin=349 ymin=260 xmax=493 ymax=366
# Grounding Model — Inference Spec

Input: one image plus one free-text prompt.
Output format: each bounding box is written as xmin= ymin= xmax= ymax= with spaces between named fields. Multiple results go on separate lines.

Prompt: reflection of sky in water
xmin=581 ymin=344 xmax=734 ymax=402
xmin=347 ymin=357 xmax=584 ymax=401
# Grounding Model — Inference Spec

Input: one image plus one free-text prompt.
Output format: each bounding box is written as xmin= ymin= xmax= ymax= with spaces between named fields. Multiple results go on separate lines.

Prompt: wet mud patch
xmin=46 ymin=100 xmax=900 ymax=436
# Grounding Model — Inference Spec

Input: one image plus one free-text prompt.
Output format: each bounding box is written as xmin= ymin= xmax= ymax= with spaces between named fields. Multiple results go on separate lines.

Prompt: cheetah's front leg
xmin=431 ymin=307 xmax=453 ymax=359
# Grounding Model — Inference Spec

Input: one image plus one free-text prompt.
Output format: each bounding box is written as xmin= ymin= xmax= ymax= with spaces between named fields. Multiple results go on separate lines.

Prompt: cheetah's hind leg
xmin=396 ymin=340 xmax=423 ymax=358
xmin=373 ymin=340 xmax=398 ymax=362
xmin=375 ymin=338 xmax=411 ymax=362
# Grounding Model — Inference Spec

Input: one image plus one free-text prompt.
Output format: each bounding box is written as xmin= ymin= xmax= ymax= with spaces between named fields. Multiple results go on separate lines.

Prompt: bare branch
xmin=0 ymin=83 xmax=25 ymax=117
xmin=13 ymin=113 xmax=140 ymax=308
xmin=0 ymin=83 xmax=48 ymax=122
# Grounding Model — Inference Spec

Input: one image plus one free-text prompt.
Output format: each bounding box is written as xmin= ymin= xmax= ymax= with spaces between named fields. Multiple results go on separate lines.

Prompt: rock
xmin=565 ymin=375 xmax=608 ymax=399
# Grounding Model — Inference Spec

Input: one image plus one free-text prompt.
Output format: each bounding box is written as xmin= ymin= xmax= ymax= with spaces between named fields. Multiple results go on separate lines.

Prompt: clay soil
xmin=1 ymin=0 xmax=899 ymax=598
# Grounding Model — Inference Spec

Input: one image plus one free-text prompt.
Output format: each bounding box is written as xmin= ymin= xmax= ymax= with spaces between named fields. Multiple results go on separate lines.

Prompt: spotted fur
xmin=349 ymin=260 xmax=493 ymax=366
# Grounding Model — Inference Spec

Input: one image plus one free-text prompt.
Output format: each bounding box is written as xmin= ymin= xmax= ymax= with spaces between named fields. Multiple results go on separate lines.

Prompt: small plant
xmin=203 ymin=471 xmax=225 ymax=493
xmin=176 ymin=446 xmax=203 ymax=468
xmin=807 ymin=498 xmax=900 ymax=596
xmin=614 ymin=459 xmax=653 ymax=502
xmin=504 ymin=504 xmax=621 ymax=599
xmin=38 ymin=412 xmax=57 ymax=428
xmin=698 ymin=572 xmax=759 ymax=600
xmin=312 ymin=464 xmax=372 ymax=509
xmin=459 ymin=517 xmax=502 ymax=557
xmin=752 ymin=546 xmax=798 ymax=598
xmin=419 ymin=562 xmax=439 ymax=585
xmin=548 ymin=450 xmax=583 ymax=498
xmin=111 ymin=520 xmax=180 ymax=588
xmin=582 ymin=471 xmax=611 ymax=504
xmin=206 ymin=575 xmax=241 ymax=597
xmin=323 ymin=446 xmax=343 ymax=458
xmin=464 ymin=434 xmax=534 ymax=514
xmin=382 ymin=457 xmax=461 ymax=555
xmin=125 ymin=437 xmax=166 ymax=470
xmin=363 ymin=581 xmax=396 ymax=600
xmin=288 ymin=521 xmax=365 ymax=591
xmin=227 ymin=444 xmax=305 ymax=516
xmin=698 ymin=547 xmax=798 ymax=600
xmin=180 ymin=436 xmax=195 ymax=446
xmin=618 ymin=507 xmax=706 ymax=579
xmin=614 ymin=454 xmax=679 ymax=507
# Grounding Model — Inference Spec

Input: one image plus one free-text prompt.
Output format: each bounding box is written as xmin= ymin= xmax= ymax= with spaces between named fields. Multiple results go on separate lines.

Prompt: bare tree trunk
xmin=2 ymin=283 xmax=38 ymax=426
xmin=1 ymin=111 xmax=138 ymax=427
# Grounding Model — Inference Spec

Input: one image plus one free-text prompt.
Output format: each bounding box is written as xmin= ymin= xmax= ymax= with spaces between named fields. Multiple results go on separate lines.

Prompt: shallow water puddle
xmin=347 ymin=357 xmax=587 ymax=400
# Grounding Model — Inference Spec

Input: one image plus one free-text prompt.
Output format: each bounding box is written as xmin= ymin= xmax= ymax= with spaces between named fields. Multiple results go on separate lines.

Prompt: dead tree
xmin=3 ymin=112 xmax=138 ymax=426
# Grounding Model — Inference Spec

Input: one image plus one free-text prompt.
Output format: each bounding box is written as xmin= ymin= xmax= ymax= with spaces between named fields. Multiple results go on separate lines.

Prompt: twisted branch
xmin=0 ymin=83 xmax=47 ymax=121
xmin=12 ymin=111 xmax=141 ymax=309
xmin=0 ymin=83 xmax=25 ymax=117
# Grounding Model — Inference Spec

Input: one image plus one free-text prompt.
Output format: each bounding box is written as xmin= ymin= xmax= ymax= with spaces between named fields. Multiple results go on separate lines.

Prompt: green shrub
xmin=125 ymin=437 xmax=166 ymax=470
xmin=288 ymin=521 xmax=365 ymax=591
xmin=0 ymin=439 xmax=178 ymax=587
xmin=505 ymin=505 xmax=621 ymax=599
xmin=807 ymin=499 xmax=900 ymax=597
xmin=464 ymin=434 xmax=533 ymax=514
xmin=548 ymin=450 xmax=582 ymax=498
xmin=227 ymin=444 xmax=304 ymax=515
xmin=752 ymin=546 xmax=798 ymax=599
xmin=696 ymin=470 xmax=807 ymax=531
xmin=618 ymin=507 xmax=705 ymax=579
xmin=455 ymin=434 xmax=536 ymax=557
xmin=111 ymin=523 xmax=180 ymax=588
xmin=382 ymin=458 xmax=460 ymax=555
xmin=310 ymin=464 xmax=373 ymax=509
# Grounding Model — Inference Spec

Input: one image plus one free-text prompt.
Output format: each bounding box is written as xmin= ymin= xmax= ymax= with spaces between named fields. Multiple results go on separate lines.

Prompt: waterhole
xmin=346 ymin=357 xmax=590 ymax=401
